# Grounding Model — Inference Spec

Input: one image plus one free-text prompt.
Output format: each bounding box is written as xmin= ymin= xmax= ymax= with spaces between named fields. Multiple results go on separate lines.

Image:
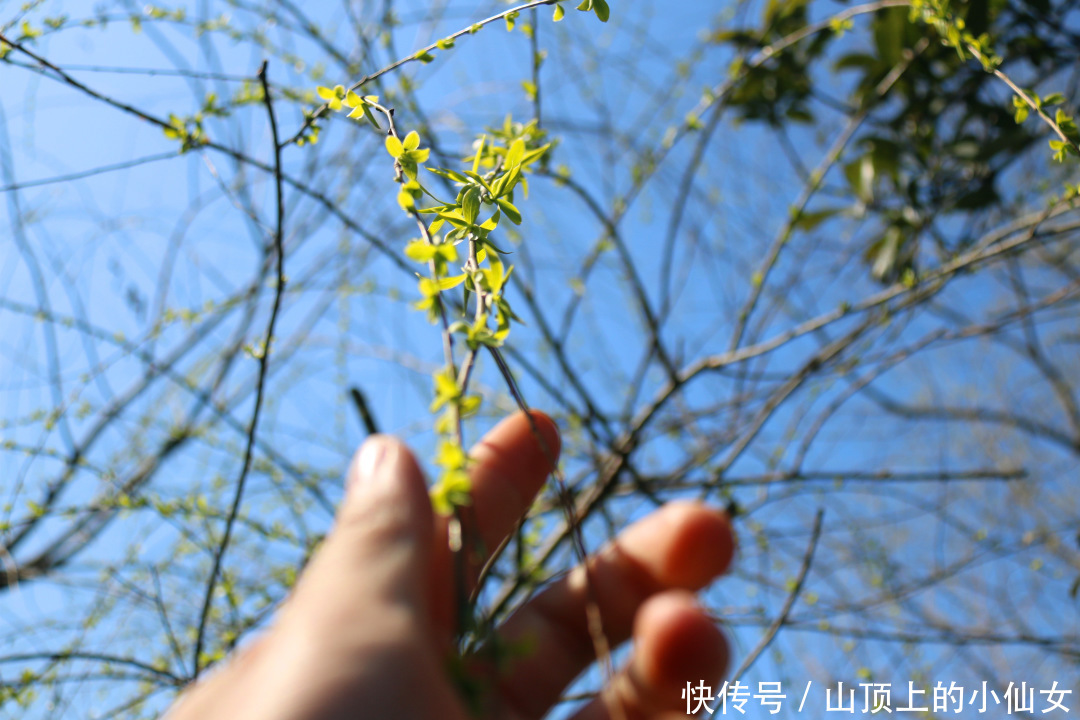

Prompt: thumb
xmin=287 ymin=435 xmax=435 ymax=632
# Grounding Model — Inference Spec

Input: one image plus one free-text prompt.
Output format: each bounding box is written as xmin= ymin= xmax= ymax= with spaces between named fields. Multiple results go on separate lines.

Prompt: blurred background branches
xmin=0 ymin=0 xmax=1078 ymax=716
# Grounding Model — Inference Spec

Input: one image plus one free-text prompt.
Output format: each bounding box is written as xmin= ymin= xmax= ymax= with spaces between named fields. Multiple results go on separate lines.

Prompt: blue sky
xmin=1 ymin=0 xmax=1079 ymax=717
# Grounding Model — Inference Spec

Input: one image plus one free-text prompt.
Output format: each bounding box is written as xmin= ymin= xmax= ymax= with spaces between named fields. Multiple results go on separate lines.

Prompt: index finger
xmin=467 ymin=409 xmax=561 ymax=558
xmin=430 ymin=410 xmax=560 ymax=632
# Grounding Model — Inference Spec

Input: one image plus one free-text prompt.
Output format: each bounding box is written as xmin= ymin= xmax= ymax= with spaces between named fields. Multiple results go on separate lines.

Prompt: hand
xmin=167 ymin=410 xmax=736 ymax=719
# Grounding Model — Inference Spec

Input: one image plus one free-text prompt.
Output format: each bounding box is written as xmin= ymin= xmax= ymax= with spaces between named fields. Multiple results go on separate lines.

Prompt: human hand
xmin=167 ymin=410 xmax=736 ymax=719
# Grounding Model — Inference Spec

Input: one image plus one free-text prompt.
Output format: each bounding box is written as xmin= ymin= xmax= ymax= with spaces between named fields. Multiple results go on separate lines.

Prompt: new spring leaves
xmin=309 ymin=3 xmax=601 ymax=514
xmin=572 ymin=0 xmax=611 ymax=23
xmin=316 ymin=86 xmax=381 ymax=129
xmin=388 ymin=121 xmax=549 ymax=514
xmin=319 ymin=72 xmax=551 ymax=513
xmin=1012 ymin=94 xmax=1080 ymax=164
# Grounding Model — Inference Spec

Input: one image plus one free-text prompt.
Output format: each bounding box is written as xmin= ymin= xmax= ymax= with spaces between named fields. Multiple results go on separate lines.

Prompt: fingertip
xmin=346 ymin=434 xmax=391 ymax=494
xmin=661 ymin=502 xmax=737 ymax=588
xmin=522 ymin=409 xmax=561 ymax=469
xmin=468 ymin=409 xmax=561 ymax=511
xmin=635 ymin=591 xmax=729 ymax=694
xmin=285 ymin=435 xmax=434 ymax=637
xmin=340 ymin=435 xmax=433 ymax=537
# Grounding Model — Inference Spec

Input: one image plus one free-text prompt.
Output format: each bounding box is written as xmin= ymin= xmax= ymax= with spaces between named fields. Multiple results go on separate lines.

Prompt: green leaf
xmin=462 ymin=186 xmax=481 ymax=225
xmin=1043 ymin=93 xmax=1066 ymax=107
xmin=435 ymin=208 xmax=471 ymax=229
xmin=829 ymin=17 xmax=853 ymax=35
xmin=430 ymin=470 xmax=471 ymax=515
xmin=577 ymin=0 xmax=593 ymax=10
xmin=483 ymin=258 xmax=513 ymax=293
xmin=436 ymin=37 xmax=456 ymax=50
xmin=460 ymin=394 xmax=482 ymax=416
xmin=403 ymin=148 xmax=431 ymax=164
xmin=477 ymin=235 xmax=511 ymax=255
xmin=843 ymin=155 xmax=875 ymax=204
xmin=472 ymin=135 xmax=486 ymax=175
xmin=403 ymin=131 xmax=421 ymax=151
xmin=316 ymin=85 xmax=345 ymax=111
xmin=592 ymin=0 xmax=610 ymax=21
xmin=492 ymin=164 xmax=521 ymax=198
xmin=386 ymin=135 xmax=404 ymax=158
xmin=506 ymin=138 xmax=526 ymax=169
xmin=417 ymin=203 xmax=454 ymax=214
xmin=1055 ymin=109 xmax=1078 ymax=138
xmin=419 ymin=274 xmax=467 ymax=298
xmin=521 ymin=143 xmax=552 ymax=166
xmin=435 ymin=440 xmax=467 ymax=469
xmin=430 ymin=368 xmax=460 ymax=412
xmin=479 ymin=210 xmax=501 ymax=232
xmin=462 ymin=171 xmax=494 ymax=194
xmin=1049 ymin=139 xmax=1077 ymax=163
xmin=428 ymin=167 xmax=470 ymax=183
xmin=20 ymin=20 xmax=42 ymax=39
xmin=553 ymin=4 xmax=565 ymax=21
xmin=794 ymin=208 xmax=841 ymax=232
xmin=496 ymin=197 xmax=522 ymax=225
xmin=436 ymin=243 xmax=458 ymax=262
xmin=360 ymin=104 xmax=381 ymax=128
xmin=404 ymin=240 xmax=437 ymax=263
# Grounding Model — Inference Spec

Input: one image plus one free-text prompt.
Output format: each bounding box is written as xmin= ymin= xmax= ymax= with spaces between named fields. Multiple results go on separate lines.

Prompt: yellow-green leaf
xmin=460 ymin=395 xmax=482 ymax=416
xmin=435 ymin=440 xmax=467 ymax=469
xmin=420 ymin=275 xmax=467 ymax=297
xmin=496 ymin=197 xmax=522 ymax=225
xmin=386 ymin=135 xmax=404 ymax=158
xmin=506 ymin=138 xmax=526 ymax=169
xmin=404 ymin=240 xmax=436 ymax=263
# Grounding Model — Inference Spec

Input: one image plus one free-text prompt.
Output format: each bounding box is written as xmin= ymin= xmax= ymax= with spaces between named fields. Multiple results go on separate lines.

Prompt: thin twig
xmin=280 ymin=0 xmax=562 ymax=147
xmin=483 ymin=347 xmax=627 ymax=720
xmin=727 ymin=508 xmax=825 ymax=681
xmin=967 ymin=46 xmax=1080 ymax=157
xmin=0 ymin=31 xmax=412 ymax=278
xmin=0 ymin=151 xmax=178 ymax=193
xmin=192 ymin=60 xmax=287 ymax=677
xmin=349 ymin=387 xmax=380 ymax=436
xmin=729 ymin=37 xmax=929 ymax=352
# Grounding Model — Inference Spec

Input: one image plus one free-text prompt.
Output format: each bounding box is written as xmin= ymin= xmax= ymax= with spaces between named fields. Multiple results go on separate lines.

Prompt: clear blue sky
xmin=1 ymin=1 xmax=1078 ymax=717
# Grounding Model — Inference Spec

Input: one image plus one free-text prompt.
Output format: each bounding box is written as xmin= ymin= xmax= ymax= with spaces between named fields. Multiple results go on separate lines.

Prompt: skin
xmin=166 ymin=410 xmax=736 ymax=720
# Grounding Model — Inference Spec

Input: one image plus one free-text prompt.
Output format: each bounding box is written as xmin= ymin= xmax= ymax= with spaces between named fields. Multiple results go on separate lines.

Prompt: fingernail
xmin=349 ymin=436 xmax=389 ymax=492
